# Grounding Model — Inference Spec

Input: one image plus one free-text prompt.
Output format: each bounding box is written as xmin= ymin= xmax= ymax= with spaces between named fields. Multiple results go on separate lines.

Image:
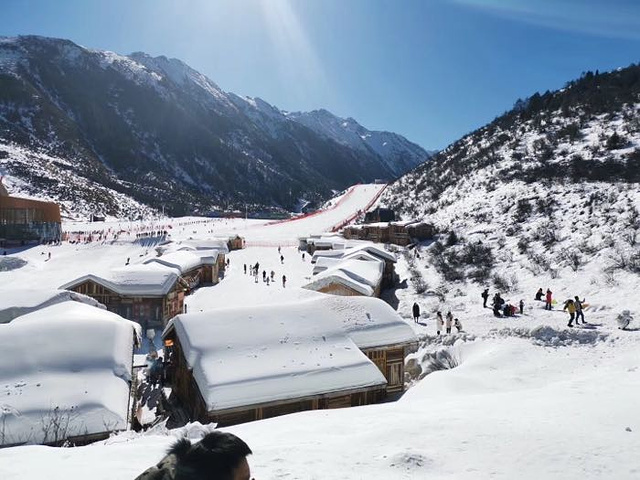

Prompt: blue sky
xmin=1 ymin=0 xmax=640 ymax=150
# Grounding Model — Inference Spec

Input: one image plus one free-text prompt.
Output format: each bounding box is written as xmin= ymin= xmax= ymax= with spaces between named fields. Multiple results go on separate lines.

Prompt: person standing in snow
xmin=574 ymin=296 xmax=586 ymax=324
xmin=262 ymin=270 xmax=266 ymax=282
xmin=282 ymin=274 xmax=287 ymax=287
xmin=481 ymin=288 xmax=489 ymax=308
xmin=545 ymin=289 xmax=553 ymax=310
xmin=454 ymin=318 xmax=462 ymax=332
xmin=436 ymin=312 xmax=444 ymax=335
xmin=445 ymin=311 xmax=453 ymax=334
xmin=302 ymin=253 xmax=306 ymax=261
xmin=564 ymin=299 xmax=576 ymax=327
xmin=492 ymin=293 xmax=503 ymax=317
xmin=270 ymin=270 xmax=275 ymax=281
xmin=519 ymin=299 xmax=525 ymax=315
xmin=412 ymin=302 xmax=420 ymax=323
xmin=280 ymin=254 xmax=284 ymax=264
xmin=535 ymin=288 xmax=544 ymax=301
xmin=243 ymin=264 xmax=247 ymax=275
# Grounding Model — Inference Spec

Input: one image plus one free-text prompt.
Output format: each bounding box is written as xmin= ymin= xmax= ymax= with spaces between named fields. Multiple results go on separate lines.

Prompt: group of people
xmin=483 ymin=289 xmax=525 ymax=318
xmin=244 ymin=260 xmax=287 ymax=287
xmin=412 ymin=303 xmax=463 ymax=334
xmin=436 ymin=311 xmax=462 ymax=334
xmin=534 ymin=288 xmax=587 ymax=327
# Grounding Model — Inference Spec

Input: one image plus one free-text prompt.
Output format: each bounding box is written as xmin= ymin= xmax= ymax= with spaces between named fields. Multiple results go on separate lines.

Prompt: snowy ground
xmin=1 ymin=183 xmax=639 ymax=479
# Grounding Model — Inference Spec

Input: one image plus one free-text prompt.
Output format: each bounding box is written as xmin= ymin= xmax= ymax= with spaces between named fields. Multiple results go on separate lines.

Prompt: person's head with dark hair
xmin=135 ymin=431 xmax=252 ymax=480
xmin=174 ymin=431 xmax=252 ymax=480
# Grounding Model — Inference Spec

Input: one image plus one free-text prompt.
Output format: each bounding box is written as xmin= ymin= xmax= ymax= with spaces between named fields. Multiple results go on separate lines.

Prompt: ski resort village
xmin=1 ymin=5 xmax=640 ymax=479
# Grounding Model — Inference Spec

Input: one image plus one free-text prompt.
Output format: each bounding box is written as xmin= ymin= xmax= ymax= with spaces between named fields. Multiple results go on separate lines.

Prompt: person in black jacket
xmin=481 ymin=288 xmax=489 ymax=308
xmin=135 ymin=431 xmax=252 ymax=480
xmin=412 ymin=302 xmax=420 ymax=323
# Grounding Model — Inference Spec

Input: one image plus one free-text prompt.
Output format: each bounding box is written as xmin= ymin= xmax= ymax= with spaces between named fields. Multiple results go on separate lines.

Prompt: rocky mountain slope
xmin=0 ymin=35 xmax=430 ymax=218
xmin=380 ymin=65 xmax=640 ymax=296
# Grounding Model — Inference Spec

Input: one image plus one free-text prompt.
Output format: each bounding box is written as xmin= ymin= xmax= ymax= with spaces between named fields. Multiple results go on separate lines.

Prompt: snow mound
xmin=489 ymin=325 xmax=609 ymax=346
xmin=386 ymin=449 xmax=434 ymax=473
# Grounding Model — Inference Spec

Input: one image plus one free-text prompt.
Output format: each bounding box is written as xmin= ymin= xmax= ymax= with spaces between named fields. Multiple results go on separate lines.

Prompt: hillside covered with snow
xmin=0 ymin=35 xmax=430 ymax=218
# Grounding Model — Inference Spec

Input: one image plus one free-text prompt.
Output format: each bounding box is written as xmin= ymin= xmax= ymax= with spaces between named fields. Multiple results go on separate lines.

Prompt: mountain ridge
xmin=0 ymin=35 xmax=431 ymax=218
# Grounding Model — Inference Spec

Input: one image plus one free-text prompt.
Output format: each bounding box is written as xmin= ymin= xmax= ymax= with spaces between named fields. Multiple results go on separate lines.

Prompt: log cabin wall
xmin=364 ymin=345 xmax=407 ymax=394
xmin=205 ymin=386 xmax=387 ymax=427
xmin=69 ymin=280 xmax=183 ymax=328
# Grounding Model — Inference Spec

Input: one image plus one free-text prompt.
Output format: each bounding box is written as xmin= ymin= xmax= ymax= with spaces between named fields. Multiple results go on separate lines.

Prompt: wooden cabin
xmin=60 ymin=265 xmax=185 ymax=329
xmin=322 ymin=296 xmax=418 ymax=394
xmin=162 ymin=299 xmax=389 ymax=427
xmin=303 ymin=258 xmax=384 ymax=298
xmin=0 ymin=302 xmax=138 ymax=447
xmin=342 ymin=221 xmax=436 ymax=247
xmin=227 ymin=235 xmax=245 ymax=251
xmin=144 ymin=250 xmax=221 ymax=291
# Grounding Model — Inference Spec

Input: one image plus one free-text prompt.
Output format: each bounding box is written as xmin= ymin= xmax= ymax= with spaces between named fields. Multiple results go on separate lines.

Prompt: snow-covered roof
xmin=0 ymin=302 xmax=137 ymax=446
xmin=0 ymin=288 xmax=105 ymax=324
xmin=345 ymin=244 xmax=396 ymax=263
xmin=308 ymin=235 xmax=347 ymax=249
xmin=163 ymin=300 xmax=387 ymax=412
xmin=311 ymin=250 xmax=345 ymax=263
xmin=319 ymin=296 xmax=417 ymax=349
xmin=60 ymin=264 xmax=181 ymax=297
xmin=310 ymin=242 xmax=395 ymax=264
xmin=304 ymin=259 xmax=383 ymax=297
xmin=143 ymin=251 xmax=203 ymax=274
xmin=312 ymin=256 xmax=343 ymax=275
xmin=178 ymin=239 xmax=230 ymax=254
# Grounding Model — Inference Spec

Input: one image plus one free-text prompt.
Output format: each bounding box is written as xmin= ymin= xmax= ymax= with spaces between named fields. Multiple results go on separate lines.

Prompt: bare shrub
xmin=492 ymin=272 xmax=519 ymax=292
xmin=419 ymin=349 xmax=460 ymax=379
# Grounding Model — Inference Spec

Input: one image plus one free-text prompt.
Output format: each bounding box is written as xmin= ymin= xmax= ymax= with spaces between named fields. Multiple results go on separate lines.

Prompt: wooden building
xmin=303 ymin=258 xmax=384 ymax=298
xmin=0 ymin=302 xmax=139 ymax=447
xmin=162 ymin=299 xmax=388 ymax=427
xmin=0 ymin=179 xmax=61 ymax=246
xmin=323 ymin=296 xmax=417 ymax=394
xmin=227 ymin=235 xmax=245 ymax=251
xmin=144 ymin=250 xmax=221 ymax=291
xmin=60 ymin=265 xmax=185 ymax=329
xmin=342 ymin=221 xmax=436 ymax=247
xmin=312 ymin=243 xmax=397 ymax=288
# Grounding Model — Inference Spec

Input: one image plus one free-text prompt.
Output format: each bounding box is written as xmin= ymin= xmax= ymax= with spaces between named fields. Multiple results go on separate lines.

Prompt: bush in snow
xmin=616 ymin=310 xmax=634 ymax=330
xmin=419 ymin=349 xmax=460 ymax=379
xmin=492 ymin=272 xmax=519 ymax=292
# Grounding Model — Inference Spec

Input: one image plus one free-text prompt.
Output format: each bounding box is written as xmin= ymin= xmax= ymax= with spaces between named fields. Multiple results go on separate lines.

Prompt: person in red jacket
xmin=545 ymin=289 xmax=553 ymax=310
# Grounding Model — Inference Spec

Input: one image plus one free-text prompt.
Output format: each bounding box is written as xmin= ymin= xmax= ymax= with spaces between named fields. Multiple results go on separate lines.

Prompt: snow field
xmin=1 ymin=183 xmax=639 ymax=478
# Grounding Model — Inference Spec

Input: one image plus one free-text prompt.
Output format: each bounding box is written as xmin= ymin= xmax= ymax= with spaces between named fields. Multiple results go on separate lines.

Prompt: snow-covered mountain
xmin=286 ymin=109 xmax=431 ymax=176
xmin=0 ymin=35 xmax=430 ymax=218
xmin=380 ymin=65 xmax=640 ymax=290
